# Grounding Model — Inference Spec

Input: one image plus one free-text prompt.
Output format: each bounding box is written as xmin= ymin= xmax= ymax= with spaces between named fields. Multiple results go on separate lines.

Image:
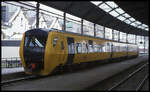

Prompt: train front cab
xmin=20 ymin=29 xmax=48 ymax=75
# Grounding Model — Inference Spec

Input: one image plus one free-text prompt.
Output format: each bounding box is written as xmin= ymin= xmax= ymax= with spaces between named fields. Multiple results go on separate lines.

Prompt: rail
xmin=108 ymin=62 xmax=148 ymax=91
xmin=1 ymin=75 xmax=37 ymax=86
xmin=1 ymin=57 xmax=22 ymax=68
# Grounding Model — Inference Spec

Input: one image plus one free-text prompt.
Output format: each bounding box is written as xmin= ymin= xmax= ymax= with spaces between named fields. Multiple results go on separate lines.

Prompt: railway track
xmin=2 ymin=58 xmax=148 ymax=90
xmin=85 ymin=61 xmax=148 ymax=91
xmin=108 ymin=62 xmax=149 ymax=91
xmin=1 ymin=75 xmax=39 ymax=86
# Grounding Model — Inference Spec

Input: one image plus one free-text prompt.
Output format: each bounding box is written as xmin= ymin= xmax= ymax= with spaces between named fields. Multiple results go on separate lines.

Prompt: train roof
xmin=26 ymin=28 xmax=137 ymax=45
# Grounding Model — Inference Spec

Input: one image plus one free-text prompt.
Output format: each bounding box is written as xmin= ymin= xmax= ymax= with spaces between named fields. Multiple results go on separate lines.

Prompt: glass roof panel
xmin=124 ymin=19 xmax=131 ymax=24
xmin=140 ymin=25 xmax=146 ymax=29
xmin=142 ymin=24 xmax=148 ymax=28
xmin=134 ymin=21 xmax=142 ymax=25
xmin=130 ymin=22 xmax=137 ymax=27
xmin=122 ymin=13 xmax=131 ymax=18
xmin=117 ymin=15 xmax=126 ymax=21
xmin=115 ymin=8 xmax=125 ymax=14
xmin=109 ymin=10 xmax=120 ymax=17
xmin=91 ymin=1 xmax=103 ymax=6
xmin=90 ymin=1 xmax=149 ymax=31
xmin=99 ymin=3 xmax=112 ymax=12
xmin=137 ymin=25 xmax=142 ymax=29
xmin=106 ymin=1 xmax=118 ymax=8
xmin=129 ymin=17 xmax=136 ymax=22
xmin=145 ymin=28 xmax=149 ymax=31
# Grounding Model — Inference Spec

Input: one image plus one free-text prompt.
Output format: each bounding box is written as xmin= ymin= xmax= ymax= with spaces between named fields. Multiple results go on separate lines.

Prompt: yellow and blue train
xmin=19 ymin=28 xmax=139 ymax=76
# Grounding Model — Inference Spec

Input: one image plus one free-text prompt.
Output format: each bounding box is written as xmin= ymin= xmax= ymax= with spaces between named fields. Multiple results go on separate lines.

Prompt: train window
xmin=112 ymin=45 xmax=115 ymax=52
xmin=29 ymin=40 xmax=35 ymax=47
xmin=106 ymin=42 xmax=111 ymax=52
xmin=88 ymin=40 xmax=93 ymax=53
xmin=103 ymin=45 xmax=106 ymax=52
xmin=94 ymin=44 xmax=98 ymax=52
xmin=24 ymin=36 xmax=44 ymax=48
xmin=118 ymin=46 xmax=120 ymax=52
xmin=53 ymin=37 xmax=58 ymax=47
xmin=24 ymin=37 xmax=28 ymax=46
xmin=34 ymin=38 xmax=44 ymax=47
xmin=68 ymin=43 xmax=75 ymax=54
xmin=98 ymin=45 xmax=101 ymax=52
xmin=82 ymin=43 xmax=88 ymax=53
xmin=76 ymin=43 xmax=82 ymax=53
xmin=61 ymin=41 xmax=64 ymax=50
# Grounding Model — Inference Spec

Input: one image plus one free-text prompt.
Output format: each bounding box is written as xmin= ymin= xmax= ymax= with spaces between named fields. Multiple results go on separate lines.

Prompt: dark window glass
xmin=68 ymin=43 xmax=75 ymax=54
xmin=82 ymin=43 xmax=88 ymax=53
xmin=101 ymin=45 xmax=105 ymax=52
xmin=88 ymin=40 xmax=93 ymax=53
xmin=25 ymin=36 xmax=45 ymax=48
xmin=76 ymin=43 xmax=82 ymax=53
xmin=94 ymin=44 xmax=99 ymax=52
xmin=53 ymin=37 xmax=58 ymax=47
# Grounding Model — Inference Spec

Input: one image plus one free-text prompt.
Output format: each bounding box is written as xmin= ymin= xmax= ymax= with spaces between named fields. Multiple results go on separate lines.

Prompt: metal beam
xmin=118 ymin=31 xmax=120 ymax=42
xmin=104 ymin=27 xmax=105 ymax=39
xmin=123 ymin=17 xmax=132 ymax=23
xmin=126 ymin=33 xmax=128 ymax=43
xmin=144 ymin=36 xmax=145 ymax=53
xmin=112 ymin=29 xmax=114 ymax=40
xmin=36 ymin=2 xmax=39 ymax=28
xmin=104 ymin=2 xmax=120 ymax=14
xmin=135 ymin=35 xmax=137 ymax=44
xmin=115 ymin=12 xmax=126 ymax=18
xmin=94 ymin=24 xmax=96 ymax=37
xmin=63 ymin=12 xmax=66 ymax=31
xmin=81 ymin=19 xmax=83 ymax=35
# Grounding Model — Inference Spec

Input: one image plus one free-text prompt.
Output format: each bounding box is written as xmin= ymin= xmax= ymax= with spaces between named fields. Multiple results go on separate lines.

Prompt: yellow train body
xmin=20 ymin=29 xmax=139 ymax=75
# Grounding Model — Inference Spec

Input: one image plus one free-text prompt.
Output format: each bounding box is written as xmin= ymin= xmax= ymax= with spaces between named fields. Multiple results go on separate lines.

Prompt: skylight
xmin=124 ymin=19 xmax=131 ymax=24
xmin=106 ymin=1 xmax=118 ymax=8
xmin=145 ymin=28 xmax=149 ymax=31
xmin=122 ymin=13 xmax=131 ymax=18
xmin=91 ymin=1 xmax=102 ymax=6
xmin=129 ymin=17 xmax=136 ymax=22
xmin=130 ymin=22 xmax=137 ymax=27
xmin=115 ymin=8 xmax=125 ymax=14
xmin=117 ymin=16 xmax=126 ymax=21
xmin=109 ymin=10 xmax=119 ymax=17
xmin=135 ymin=21 xmax=142 ymax=25
xmin=142 ymin=24 xmax=148 ymax=28
xmin=90 ymin=1 xmax=149 ymax=31
xmin=99 ymin=3 xmax=112 ymax=12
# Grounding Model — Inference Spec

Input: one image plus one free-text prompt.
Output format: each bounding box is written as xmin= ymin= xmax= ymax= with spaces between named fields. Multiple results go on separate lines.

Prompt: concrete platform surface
xmin=2 ymin=56 xmax=148 ymax=90
xmin=2 ymin=67 xmax=24 ymax=75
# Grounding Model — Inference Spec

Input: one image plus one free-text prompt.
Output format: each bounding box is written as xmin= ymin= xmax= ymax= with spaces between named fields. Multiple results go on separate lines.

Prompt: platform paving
xmin=2 ymin=55 xmax=148 ymax=90
xmin=2 ymin=67 xmax=24 ymax=75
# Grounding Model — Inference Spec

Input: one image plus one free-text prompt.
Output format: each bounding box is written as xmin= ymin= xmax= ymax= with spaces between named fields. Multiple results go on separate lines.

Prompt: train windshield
xmin=24 ymin=29 xmax=48 ymax=48
xmin=24 ymin=36 xmax=46 ymax=48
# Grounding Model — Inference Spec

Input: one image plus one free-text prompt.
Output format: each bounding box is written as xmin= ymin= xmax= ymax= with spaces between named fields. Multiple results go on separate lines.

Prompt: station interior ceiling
xmin=115 ymin=1 xmax=149 ymax=25
xmin=39 ymin=1 xmax=149 ymax=36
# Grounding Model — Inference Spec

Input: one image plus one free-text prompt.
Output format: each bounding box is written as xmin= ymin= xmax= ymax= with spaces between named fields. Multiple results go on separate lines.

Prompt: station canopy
xmin=39 ymin=1 xmax=149 ymax=36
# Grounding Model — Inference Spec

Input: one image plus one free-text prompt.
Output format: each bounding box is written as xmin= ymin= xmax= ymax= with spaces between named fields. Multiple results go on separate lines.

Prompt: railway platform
xmin=2 ymin=55 xmax=148 ymax=90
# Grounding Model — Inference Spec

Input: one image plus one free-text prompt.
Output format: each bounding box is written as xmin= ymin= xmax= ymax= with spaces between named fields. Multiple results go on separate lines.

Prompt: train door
xmin=66 ymin=37 xmax=75 ymax=64
xmin=59 ymin=38 xmax=65 ymax=64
